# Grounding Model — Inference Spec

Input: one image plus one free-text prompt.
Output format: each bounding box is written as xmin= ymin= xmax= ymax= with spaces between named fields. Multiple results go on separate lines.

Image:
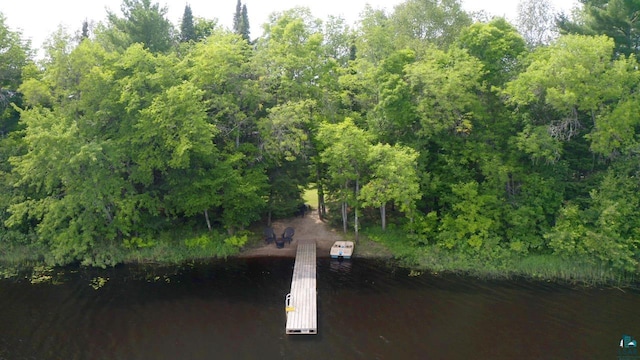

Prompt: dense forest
xmin=1 ymin=0 xmax=640 ymax=280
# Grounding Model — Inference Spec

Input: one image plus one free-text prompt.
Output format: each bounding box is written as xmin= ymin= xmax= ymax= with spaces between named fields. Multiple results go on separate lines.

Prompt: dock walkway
xmin=285 ymin=240 xmax=317 ymax=335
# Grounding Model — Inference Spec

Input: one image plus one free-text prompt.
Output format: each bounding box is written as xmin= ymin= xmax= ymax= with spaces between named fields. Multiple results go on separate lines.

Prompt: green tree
xmin=504 ymin=35 xmax=638 ymax=161
xmin=104 ymin=0 xmax=174 ymax=53
xmin=558 ymin=0 xmax=640 ymax=57
xmin=8 ymin=41 xmax=133 ymax=265
xmin=258 ymin=100 xmax=313 ymax=164
xmin=81 ymin=19 xmax=90 ymax=40
xmin=254 ymin=8 xmax=324 ymax=104
xmin=241 ymin=4 xmax=250 ymax=41
xmin=368 ymin=49 xmax=417 ymax=144
xmin=437 ymin=181 xmax=502 ymax=257
xmin=546 ymin=166 xmax=640 ymax=272
xmin=193 ymin=17 xmax=219 ymax=42
xmin=7 ymin=38 xmax=242 ymax=265
xmin=318 ymin=118 xmax=370 ymax=238
xmin=233 ymin=0 xmax=250 ymax=42
xmin=0 ymin=13 xmax=30 ymax=134
xmin=406 ymin=47 xmax=485 ymax=139
xmin=218 ymin=155 xmax=267 ymax=234
xmin=180 ymin=4 xmax=196 ymax=42
xmin=258 ymin=100 xmax=314 ymax=223
xmin=390 ymin=0 xmax=472 ymax=52
xmin=0 ymin=15 xmax=31 ymax=244
xmin=354 ymin=5 xmax=394 ymax=64
xmin=323 ymin=16 xmax=354 ymax=67
xmin=457 ymin=18 xmax=527 ymax=87
xmin=186 ymin=30 xmax=259 ymax=148
xmin=360 ymin=143 xmax=421 ymax=230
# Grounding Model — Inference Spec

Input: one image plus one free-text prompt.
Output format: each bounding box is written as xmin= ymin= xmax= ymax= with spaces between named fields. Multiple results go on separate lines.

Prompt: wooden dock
xmin=285 ymin=240 xmax=317 ymax=335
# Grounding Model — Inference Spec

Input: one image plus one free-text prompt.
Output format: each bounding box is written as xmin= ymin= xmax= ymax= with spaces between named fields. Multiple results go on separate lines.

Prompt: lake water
xmin=0 ymin=258 xmax=638 ymax=359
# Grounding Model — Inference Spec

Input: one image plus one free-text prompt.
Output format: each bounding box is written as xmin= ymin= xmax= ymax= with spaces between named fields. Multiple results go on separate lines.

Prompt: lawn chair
xmin=282 ymin=227 xmax=295 ymax=244
xmin=263 ymin=227 xmax=276 ymax=244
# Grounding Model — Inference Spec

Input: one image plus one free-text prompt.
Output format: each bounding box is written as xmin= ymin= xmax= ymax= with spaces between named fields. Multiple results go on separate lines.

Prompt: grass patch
xmin=0 ymin=243 xmax=45 ymax=265
xmin=303 ymin=187 xmax=319 ymax=209
xmin=510 ymin=254 xmax=635 ymax=286
xmin=359 ymin=227 xmax=635 ymax=286
xmin=123 ymin=227 xmax=248 ymax=264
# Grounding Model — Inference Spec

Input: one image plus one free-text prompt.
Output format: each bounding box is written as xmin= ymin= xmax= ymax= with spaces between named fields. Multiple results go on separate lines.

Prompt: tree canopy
xmin=1 ymin=0 xmax=640 ymax=276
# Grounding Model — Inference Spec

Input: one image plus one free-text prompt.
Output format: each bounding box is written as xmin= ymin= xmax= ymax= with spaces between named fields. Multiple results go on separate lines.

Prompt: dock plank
xmin=285 ymin=241 xmax=317 ymax=334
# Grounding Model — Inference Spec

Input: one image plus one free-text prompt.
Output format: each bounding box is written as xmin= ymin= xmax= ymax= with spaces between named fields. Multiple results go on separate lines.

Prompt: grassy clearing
xmin=303 ymin=187 xmax=319 ymax=209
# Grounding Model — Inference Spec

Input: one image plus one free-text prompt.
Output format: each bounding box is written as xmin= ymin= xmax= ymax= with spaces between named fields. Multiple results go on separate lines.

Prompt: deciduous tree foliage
xmin=391 ymin=0 xmax=472 ymax=52
xmin=0 ymin=13 xmax=30 ymax=134
xmin=318 ymin=118 xmax=370 ymax=235
xmin=2 ymin=0 xmax=640 ymax=274
xmin=359 ymin=143 xmax=421 ymax=230
xmin=457 ymin=18 xmax=527 ymax=87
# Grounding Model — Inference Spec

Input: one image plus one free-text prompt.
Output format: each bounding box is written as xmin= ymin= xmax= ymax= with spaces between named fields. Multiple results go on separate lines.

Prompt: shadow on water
xmin=1 ymin=257 xmax=639 ymax=359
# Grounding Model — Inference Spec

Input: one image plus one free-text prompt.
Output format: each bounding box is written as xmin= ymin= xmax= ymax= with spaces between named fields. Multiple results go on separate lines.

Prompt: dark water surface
xmin=0 ymin=258 xmax=638 ymax=359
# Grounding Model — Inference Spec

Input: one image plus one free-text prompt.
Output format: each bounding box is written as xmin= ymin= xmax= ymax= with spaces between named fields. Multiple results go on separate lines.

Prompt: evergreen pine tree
xmin=180 ymin=4 xmax=196 ymax=42
xmin=233 ymin=0 xmax=242 ymax=35
xmin=240 ymin=4 xmax=250 ymax=41
xmin=106 ymin=0 xmax=174 ymax=53
xmin=81 ymin=19 xmax=90 ymax=40
xmin=233 ymin=0 xmax=250 ymax=42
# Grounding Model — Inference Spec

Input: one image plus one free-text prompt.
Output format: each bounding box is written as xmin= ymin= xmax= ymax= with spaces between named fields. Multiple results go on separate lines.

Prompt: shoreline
xmin=1 ymin=209 xmax=635 ymax=288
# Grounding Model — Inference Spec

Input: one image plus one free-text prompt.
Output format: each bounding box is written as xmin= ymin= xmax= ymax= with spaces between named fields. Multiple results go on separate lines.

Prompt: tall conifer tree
xmin=241 ymin=4 xmax=250 ymax=41
xmin=233 ymin=0 xmax=242 ymax=34
xmin=180 ymin=4 xmax=196 ymax=42
xmin=81 ymin=19 xmax=90 ymax=40
xmin=233 ymin=0 xmax=250 ymax=41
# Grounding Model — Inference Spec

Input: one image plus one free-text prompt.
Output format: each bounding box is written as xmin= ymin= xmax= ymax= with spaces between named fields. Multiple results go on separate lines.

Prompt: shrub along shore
xmin=359 ymin=227 xmax=637 ymax=287
xmin=1 ymin=226 xmax=635 ymax=287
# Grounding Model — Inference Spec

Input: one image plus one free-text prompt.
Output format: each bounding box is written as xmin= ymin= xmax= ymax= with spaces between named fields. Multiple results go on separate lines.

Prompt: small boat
xmin=330 ymin=241 xmax=354 ymax=259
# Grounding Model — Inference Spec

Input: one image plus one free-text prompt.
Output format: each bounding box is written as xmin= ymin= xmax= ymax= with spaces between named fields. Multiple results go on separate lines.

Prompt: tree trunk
xmin=316 ymin=167 xmax=326 ymax=220
xmin=341 ymin=201 xmax=348 ymax=233
xmin=317 ymin=186 xmax=325 ymax=221
xmin=204 ymin=209 xmax=212 ymax=232
xmin=341 ymin=181 xmax=348 ymax=233
xmin=380 ymin=204 xmax=386 ymax=230
xmin=317 ymin=188 xmax=323 ymax=221
xmin=354 ymin=177 xmax=359 ymax=243
xmin=406 ymin=201 xmax=414 ymax=233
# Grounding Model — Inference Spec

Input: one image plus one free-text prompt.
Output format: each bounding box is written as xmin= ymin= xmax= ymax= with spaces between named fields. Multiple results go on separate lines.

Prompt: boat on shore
xmin=330 ymin=241 xmax=354 ymax=259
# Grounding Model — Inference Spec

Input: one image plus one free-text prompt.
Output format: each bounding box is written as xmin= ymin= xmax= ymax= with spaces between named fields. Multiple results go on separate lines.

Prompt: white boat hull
xmin=330 ymin=241 xmax=354 ymax=259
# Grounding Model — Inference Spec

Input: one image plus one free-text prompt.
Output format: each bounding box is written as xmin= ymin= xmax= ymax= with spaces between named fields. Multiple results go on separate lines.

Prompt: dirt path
xmin=239 ymin=210 xmax=344 ymax=258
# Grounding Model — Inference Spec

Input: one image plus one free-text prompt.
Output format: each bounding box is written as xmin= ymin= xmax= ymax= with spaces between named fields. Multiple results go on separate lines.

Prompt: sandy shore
xmin=238 ymin=210 xmax=344 ymax=258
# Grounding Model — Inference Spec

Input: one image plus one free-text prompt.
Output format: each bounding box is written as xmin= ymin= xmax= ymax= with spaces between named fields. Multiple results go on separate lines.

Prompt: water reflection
xmin=329 ymin=258 xmax=352 ymax=274
xmin=0 ymin=258 xmax=638 ymax=359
